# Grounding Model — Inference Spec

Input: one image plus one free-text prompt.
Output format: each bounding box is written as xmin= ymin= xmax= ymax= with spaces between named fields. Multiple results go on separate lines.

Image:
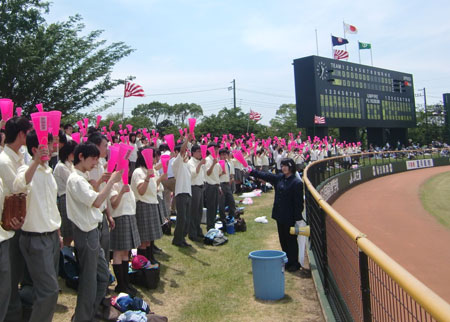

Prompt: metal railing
xmin=303 ymin=149 xmax=450 ymax=322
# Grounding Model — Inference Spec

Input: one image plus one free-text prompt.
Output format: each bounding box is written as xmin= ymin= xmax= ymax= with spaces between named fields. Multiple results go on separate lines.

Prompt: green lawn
xmin=420 ymin=171 xmax=450 ymax=229
xmin=54 ymin=191 xmax=324 ymax=322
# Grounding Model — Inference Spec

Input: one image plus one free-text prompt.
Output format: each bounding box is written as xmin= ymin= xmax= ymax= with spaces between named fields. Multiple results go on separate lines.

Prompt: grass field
xmin=420 ymin=171 xmax=450 ymax=229
xmin=53 ymin=191 xmax=324 ymax=322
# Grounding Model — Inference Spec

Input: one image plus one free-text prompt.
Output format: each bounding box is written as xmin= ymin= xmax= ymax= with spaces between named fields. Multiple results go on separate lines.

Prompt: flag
xmin=314 ymin=115 xmax=326 ymax=124
xmin=249 ymin=110 xmax=262 ymax=122
xmin=124 ymin=82 xmax=145 ymax=98
xmin=344 ymin=22 xmax=358 ymax=34
xmin=331 ymin=35 xmax=349 ymax=46
xmin=334 ymin=49 xmax=349 ymax=60
xmin=359 ymin=41 xmax=371 ymax=50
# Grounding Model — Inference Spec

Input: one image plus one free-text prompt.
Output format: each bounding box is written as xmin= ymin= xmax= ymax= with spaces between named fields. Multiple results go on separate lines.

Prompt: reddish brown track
xmin=332 ymin=165 xmax=450 ymax=303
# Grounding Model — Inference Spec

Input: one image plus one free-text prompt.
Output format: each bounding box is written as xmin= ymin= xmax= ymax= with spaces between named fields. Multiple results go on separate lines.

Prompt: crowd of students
xmin=0 ymin=115 xmax=368 ymax=322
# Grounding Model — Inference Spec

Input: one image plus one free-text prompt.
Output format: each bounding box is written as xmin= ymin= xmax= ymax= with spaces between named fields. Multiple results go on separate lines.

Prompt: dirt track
xmin=332 ymin=165 xmax=450 ymax=303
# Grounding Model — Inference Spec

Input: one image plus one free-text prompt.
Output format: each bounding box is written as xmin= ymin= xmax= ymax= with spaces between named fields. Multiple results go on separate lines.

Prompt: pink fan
xmin=188 ymin=118 xmax=196 ymax=136
xmin=30 ymin=112 xmax=50 ymax=161
xmin=36 ymin=103 xmax=43 ymax=112
xmin=96 ymin=115 xmax=102 ymax=128
xmin=118 ymin=143 xmax=134 ymax=161
xmin=109 ymin=120 xmax=114 ymax=130
xmin=83 ymin=118 xmax=89 ymax=129
xmin=219 ymin=160 xmax=226 ymax=173
xmin=116 ymin=158 xmax=129 ymax=185
xmin=48 ymin=111 xmax=62 ymax=136
xmin=16 ymin=107 xmax=22 ymax=117
xmin=178 ymin=129 xmax=184 ymax=137
xmin=72 ymin=132 xmax=81 ymax=144
xmin=107 ymin=145 xmax=120 ymax=172
xmin=208 ymin=146 xmax=216 ymax=159
xmin=200 ymin=145 xmax=207 ymax=159
xmin=126 ymin=124 xmax=133 ymax=133
xmin=164 ymin=134 xmax=175 ymax=152
xmin=83 ymin=137 xmax=88 ymax=142
xmin=232 ymin=150 xmax=250 ymax=170
xmin=141 ymin=148 xmax=154 ymax=170
xmin=160 ymin=155 xmax=170 ymax=174
xmin=0 ymin=98 xmax=13 ymax=122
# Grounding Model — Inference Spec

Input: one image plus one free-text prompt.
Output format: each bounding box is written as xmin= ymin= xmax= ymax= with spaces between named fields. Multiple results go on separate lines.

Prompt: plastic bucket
xmin=248 ymin=250 xmax=287 ymax=300
xmin=226 ymin=222 xmax=235 ymax=234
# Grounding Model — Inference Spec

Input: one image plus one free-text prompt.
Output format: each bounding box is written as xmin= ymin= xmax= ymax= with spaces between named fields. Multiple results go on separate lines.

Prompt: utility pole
xmin=232 ymin=79 xmax=236 ymax=109
xmin=423 ymin=88 xmax=428 ymax=143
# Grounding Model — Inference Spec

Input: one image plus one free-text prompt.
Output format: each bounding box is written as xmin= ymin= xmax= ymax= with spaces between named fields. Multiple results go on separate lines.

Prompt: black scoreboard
xmin=293 ymin=55 xmax=416 ymax=128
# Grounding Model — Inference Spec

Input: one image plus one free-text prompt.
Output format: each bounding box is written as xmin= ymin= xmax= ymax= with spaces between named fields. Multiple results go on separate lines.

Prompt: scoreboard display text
xmin=293 ymin=55 xmax=416 ymax=128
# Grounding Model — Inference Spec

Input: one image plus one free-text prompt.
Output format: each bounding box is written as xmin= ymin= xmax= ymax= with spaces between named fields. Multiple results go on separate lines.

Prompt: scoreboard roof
xmin=293 ymin=55 xmax=416 ymax=128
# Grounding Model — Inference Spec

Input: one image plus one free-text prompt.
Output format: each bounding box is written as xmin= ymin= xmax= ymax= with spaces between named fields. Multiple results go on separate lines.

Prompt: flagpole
xmin=370 ymin=47 xmax=373 ymax=66
xmin=358 ymin=41 xmax=361 ymax=64
xmin=343 ymin=20 xmax=347 ymax=52
xmin=315 ymin=29 xmax=319 ymax=55
xmin=122 ymin=80 xmax=126 ymax=122
xmin=330 ymin=34 xmax=333 ymax=58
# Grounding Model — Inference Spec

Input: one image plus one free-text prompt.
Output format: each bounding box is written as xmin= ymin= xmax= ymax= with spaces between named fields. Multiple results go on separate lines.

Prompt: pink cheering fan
xmin=164 ymin=134 xmax=175 ymax=152
xmin=96 ymin=115 xmax=102 ymax=128
xmin=83 ymin=118 xmax=89 ymax=130
xmin=109 ymin=120 xmax=114 ymax=130
xmin=126 ymin=124 xmax=133 ymax=133
xmin=207 ymin=146 xmax=216 ymax=159
xmin=30 ymin=112 xmax=50 ymax=161
xmin=118 ymin=143 xmax=134 ymax=162
xmin=160 ymin=155 xmax=170 ymax=174
xmin=198 ymin=145 xmax=206 ymax=159
xmin=232 ymin=150 xmax=250 ymax=171
xmin=48 ymin=111 xmax=61 ymax=137
xmin=116 ymin=158 xmax=129 ymax=185
xmin=141 ymin=148 xmax=154 ymax=170
xmin=0 ymin=98 xmax=13 ymax=122
xmin=218 ymin=160 xmax=226 ymax=173
xmin=107 ymin=145 xmax=120 ymax=172
xmin=36 ymin=103 xmax=43 ymax=112
xmin=16 ymin=107 xmax=22 ymax=117
xmin=71 ymin=132 xmax=81 ymax=144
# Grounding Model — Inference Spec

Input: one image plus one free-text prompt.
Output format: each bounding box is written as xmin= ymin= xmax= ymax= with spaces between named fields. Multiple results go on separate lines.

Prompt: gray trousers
xmin=73 ymin=226 xmax=109 ymax=322
xmin=99 ymin=212 xmax=110 ymax=262
xmin=162 ymin=177 xmax=176 ymax=213
xmin=0 ymin=239 xmax=11 ymax=322
xmin=173 ymin=193 xmax=192 ymax=245
xmin=219 ymin=182 xmax=236 ymax=221
xmin=19 ymin=231 xmax=60 ymax=322
xmin=5 ymin=231 xmax=25 ymax=322
xmin=189 ymin=185 xmax=204 ymax=239
xmin=205 ymin=183 xmax=219 ymax=231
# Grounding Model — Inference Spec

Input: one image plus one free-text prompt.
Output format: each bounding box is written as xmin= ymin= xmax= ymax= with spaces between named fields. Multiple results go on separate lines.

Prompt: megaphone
xmin=290 ymin=225 xmax=310 ymax=237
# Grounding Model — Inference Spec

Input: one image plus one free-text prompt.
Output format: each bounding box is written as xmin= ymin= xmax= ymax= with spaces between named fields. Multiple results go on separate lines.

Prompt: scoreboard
xmin=293 ymin=55 xmax=416 ymax=128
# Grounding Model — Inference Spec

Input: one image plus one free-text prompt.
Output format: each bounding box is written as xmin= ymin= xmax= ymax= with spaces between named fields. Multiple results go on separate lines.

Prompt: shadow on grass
xmin=254 ymin=294 xmax=293 ymax=304
xmin=55 ymin=303 xmax=69 ymax=313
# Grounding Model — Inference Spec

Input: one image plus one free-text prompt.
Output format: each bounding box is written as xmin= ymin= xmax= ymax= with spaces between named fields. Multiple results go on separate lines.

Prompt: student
xmin=13 ymin=130 xmax=61 ymax=322
xmin=187 ymin=144 xmax=206 ymax=241
xmin=66 ymin=143 xmax=122 ymax=322
xmin=0 ymin=116 xmax=32 ymax=322
xmin=109 ymin=178 xmax=140 ymax=296
xmin=204 ymin=143 xmax=222 ymax=231
xmin=218 ymin=149 xmax=236 ymax=225
xmin=131 ymin=148 xmax=166 ymax=264
xmin=171 ymin=136 xmax=193 ymax=247
xmin=53 ymin=140 xmax=78 ymax=246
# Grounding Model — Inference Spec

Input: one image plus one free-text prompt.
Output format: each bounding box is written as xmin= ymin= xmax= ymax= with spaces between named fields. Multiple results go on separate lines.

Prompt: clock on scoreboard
xmin=293 ymin=55 xmax=416 ymax=128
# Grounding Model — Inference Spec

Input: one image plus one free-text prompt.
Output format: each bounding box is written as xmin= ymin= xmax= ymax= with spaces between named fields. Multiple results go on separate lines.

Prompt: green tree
xmin=131 ymin=101 xmax=172 ymax=127
xmin=172 ymin=103 xmax=203 ymax=126
xmin=268 ymin=104 xmax=301 ymax=138
xmin=0 ymin=1 xmax=133 ymax=115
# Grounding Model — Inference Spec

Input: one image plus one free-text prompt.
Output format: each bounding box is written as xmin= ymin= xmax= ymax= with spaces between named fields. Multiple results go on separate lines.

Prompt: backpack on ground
xmin=59 ymin=246 xmax=79 ymax=290
xmin=234 ymin=217 xmax=247 ymax=232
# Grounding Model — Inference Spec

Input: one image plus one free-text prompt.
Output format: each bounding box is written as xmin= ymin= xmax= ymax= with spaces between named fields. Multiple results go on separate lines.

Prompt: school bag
xmin=204 ymin=228 xmax=228 ymax=246
xmin=59 ymin=246 xmax=79 ymax=290
xmin=234 ymin=217 xmax=247 ymax=232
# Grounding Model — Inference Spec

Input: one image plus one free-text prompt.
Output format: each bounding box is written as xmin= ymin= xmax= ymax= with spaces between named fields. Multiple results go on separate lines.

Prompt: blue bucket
xmin=226 ymin=222 xmax=235 ymax=234
xmin=248 ymin=250 xmax=288 ymax=300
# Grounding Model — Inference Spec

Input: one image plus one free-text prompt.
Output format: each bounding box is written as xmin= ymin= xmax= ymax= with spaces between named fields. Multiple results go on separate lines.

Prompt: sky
xmin=46 ymin=0 xmax=450 ymax=125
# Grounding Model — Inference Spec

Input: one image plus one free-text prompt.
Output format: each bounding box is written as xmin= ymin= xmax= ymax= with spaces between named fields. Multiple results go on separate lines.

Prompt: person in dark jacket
xmin=249 ymin=158 xmax=304 ymax=271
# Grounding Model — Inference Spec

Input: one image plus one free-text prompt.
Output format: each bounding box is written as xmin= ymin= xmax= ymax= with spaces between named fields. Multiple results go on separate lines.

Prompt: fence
xmin=303 ymin=149 xmax=450 ymax=321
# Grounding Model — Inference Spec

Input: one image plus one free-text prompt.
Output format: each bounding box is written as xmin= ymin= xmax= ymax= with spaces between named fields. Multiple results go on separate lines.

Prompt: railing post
xmin=359 ymin=250 xmax=372 ymax=322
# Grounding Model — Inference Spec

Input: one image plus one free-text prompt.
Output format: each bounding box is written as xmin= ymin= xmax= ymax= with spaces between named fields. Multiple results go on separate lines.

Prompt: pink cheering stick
xmin=96 ymin=115 xmax=102 ymax=128
xmin=160 ymin=155 xmax=170 ymax=174
xmin=71 ymin=132 xmax=81 ymax=144
xmin=188 ymin=118 xmax=196 ymax=137
xmin=107 ymin=145 xmax=120 ymax=172
xmin=36 ymin=103 xmax=43 ymax=112
xmin=120 ymin=136 xmax=125 ymax=143
xmin=200 ymin=145 xmax=207 ymax=159
xmin=76 ymin=120 xmax=83 ymax=130
xmin=226 ymin=142 xmax=231 ymax=150
xmin=208 ymin=146 xmax=216 ymax=159
xmin=83 ymin=137 xmax=88 ymax=142
xmin=83 ymin=118 xmax=89 ymax=129
xmin=102 ymin=126 xmax=107 ymax=133
xmin=126 ymin=124 xmax=133 ymax=133
xmin=141 ymin=148 xmax=154 ymax=170
xmin=80 ymin=127 xmax=87 ymax=137
xmin=184 ymin=128 xmax=188 ymax=136
xmin=119 ymin=124 xmax=122 ymax=130
xmin=109 ymin=120 xmax=114 ymax=130
xmin=178 ymin=128 xmax=184 ymax=137
xmin=48 ymin=111 xmax=61 ymax=136
xmin=214 ymin=137 xmax=218 ymax=144
xmin=164 ymin=134 xmax=175 ymax=152
xmin=116 ymin=157 xmax=129 ymax=185
xmin=118 ymin=143 xmax=134 ymax=162
xmin=152 ymin=137 xmax=158 ymax=146
xmin=219 ymin=160 xmax=226 ymax=173
xmin=0 ymin=98 xmax=14 ymax=123
xmin=30 ymin=112 xmax=50 ymax=161
xmin=16 ymin=107 xmax=22 ymax=117
xmin=232 ymin=150 xmax=250 ymax=171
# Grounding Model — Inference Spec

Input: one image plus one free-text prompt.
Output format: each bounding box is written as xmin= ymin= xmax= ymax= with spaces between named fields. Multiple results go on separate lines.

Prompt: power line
xmin=238 ymin=88 xmax=294 ymax=99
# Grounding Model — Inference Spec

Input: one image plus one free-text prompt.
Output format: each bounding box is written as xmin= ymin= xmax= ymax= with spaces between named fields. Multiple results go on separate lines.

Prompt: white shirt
xmin=129 ymin=143 xmax=138 ymax=162
xmin=67 ymin=169 xmax=103 ymax=232
xmin=172 ymin=153 xmax=191 ymax=196
xmin=131 ymin=167 xmax=158 ymax=204
xmin=53 ymin=161 xmax=74 ymax=196
xmin=0 ymin=145 xmax=24 ymax=196
xmin=205 ymin=156 xmax=221 ymax=185
xmin=260 ymin=154 xmax=269 ymax=166
xmin=14 ymin=163 xmax=61 ymax=233
xmin=0 ymin=178 xmax=12 ymax=243
xmin=188 ymin=157 xmax=205 ymax=186
xmin=219 ymin=160 xmax=234 ymax=183
xmin=88 ymin=157 xmax=107 ymax=212
xmin=109 ymin=182 xmax=136 ymax=218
